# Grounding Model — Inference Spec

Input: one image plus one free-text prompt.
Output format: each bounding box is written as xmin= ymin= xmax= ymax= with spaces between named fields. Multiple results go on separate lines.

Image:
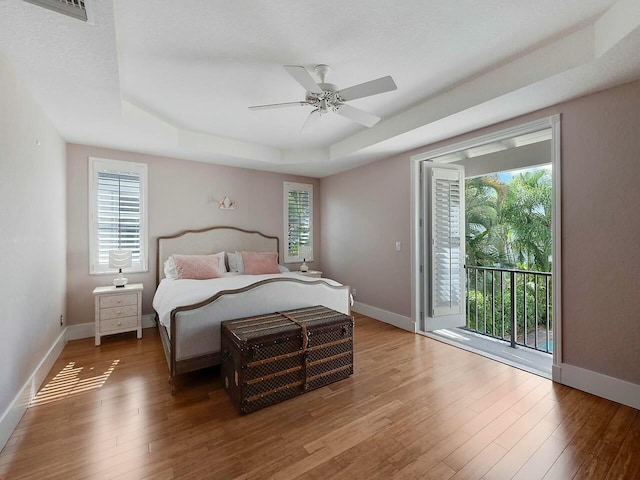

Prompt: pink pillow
xmin=241 ymin=251 xmax=280 ymax=275
xmin=173 ymin=254 xmax=223 ymax=280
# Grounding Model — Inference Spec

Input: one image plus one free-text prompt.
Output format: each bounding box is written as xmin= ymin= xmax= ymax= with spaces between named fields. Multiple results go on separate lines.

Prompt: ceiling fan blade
xmin=334 ymin=104 xmax=380 ymax=127
xmin=300 ymin=109 xmax=321 ymax=133
xmin=338 ymin=76 xmax=397 ymax=102
xmin=249 ymin=101 xmax=309 ymax=111
xmin=284 ymin=65 xmax=323 ymax=94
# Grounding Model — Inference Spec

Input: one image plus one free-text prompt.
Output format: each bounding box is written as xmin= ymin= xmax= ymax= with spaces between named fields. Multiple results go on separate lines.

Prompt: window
xmin=284 ymin=182 xmax=313 ymax=263
xmin=89 ymin=158 xmax=148 ymax=274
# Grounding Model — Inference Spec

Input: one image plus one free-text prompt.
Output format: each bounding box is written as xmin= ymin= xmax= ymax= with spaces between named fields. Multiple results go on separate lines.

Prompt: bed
xmin=153 ymin=226 xmax=351 ymax=393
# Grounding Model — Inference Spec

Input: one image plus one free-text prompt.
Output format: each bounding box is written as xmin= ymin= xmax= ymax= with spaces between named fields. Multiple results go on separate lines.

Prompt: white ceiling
xmin=1 ymin=0 xmax=639 ymax=177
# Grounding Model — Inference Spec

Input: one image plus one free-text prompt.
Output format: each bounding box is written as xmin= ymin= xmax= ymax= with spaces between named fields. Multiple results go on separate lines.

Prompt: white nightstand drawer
xmin=100 ymin=293 xmax=137 ymax=309
xmin=100 ymin=304 xmax=138 ymax=320
xmin=93 ymin=283 xmax=143 ymax=346
xmin=100 ymin=315 xmax=139 ymax=333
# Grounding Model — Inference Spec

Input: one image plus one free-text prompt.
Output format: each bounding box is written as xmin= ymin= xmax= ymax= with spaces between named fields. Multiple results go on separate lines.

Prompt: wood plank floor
xmin=1 ymin=314 xmax=638 ymax=479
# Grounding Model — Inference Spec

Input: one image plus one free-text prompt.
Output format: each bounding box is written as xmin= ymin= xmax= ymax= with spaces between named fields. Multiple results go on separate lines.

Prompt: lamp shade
xmin=109 ymin=250 xmax=132 ymax=270
xmin=299 ymin=245 xmax=313 ymax=261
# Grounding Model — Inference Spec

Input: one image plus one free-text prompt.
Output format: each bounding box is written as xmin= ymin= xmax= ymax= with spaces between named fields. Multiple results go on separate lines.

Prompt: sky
xmin=497 ymin=164 xmax=551 ymax=183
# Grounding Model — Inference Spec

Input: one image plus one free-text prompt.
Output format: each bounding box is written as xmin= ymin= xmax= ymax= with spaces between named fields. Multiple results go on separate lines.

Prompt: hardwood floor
xmin=1 ymin=314 xmax=638 ymax=479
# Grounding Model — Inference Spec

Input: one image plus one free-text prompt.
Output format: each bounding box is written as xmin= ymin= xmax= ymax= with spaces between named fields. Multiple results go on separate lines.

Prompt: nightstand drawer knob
xmin=117 ymin=320 xmax=122 ymax=326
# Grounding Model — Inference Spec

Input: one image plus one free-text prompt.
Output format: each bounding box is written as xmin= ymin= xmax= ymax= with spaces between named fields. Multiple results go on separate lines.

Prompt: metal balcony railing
xmin=464 ymin=266 xmax=552 ymax=354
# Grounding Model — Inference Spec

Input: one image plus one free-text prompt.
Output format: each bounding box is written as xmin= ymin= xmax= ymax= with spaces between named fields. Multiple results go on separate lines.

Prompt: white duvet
xmin=153 ymin=272 xmax=341 ymax=330
xmin=152 ymin=272 xmax=347 ymax=361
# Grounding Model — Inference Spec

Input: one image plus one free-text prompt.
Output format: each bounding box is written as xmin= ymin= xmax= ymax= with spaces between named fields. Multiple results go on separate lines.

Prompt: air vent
xmin=23 ymin=0 xmax=87 ymax=21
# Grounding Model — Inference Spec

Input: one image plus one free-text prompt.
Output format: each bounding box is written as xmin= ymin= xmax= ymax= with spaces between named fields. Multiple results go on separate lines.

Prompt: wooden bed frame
xmin=154 ymin=226 xmax=351 ymax=393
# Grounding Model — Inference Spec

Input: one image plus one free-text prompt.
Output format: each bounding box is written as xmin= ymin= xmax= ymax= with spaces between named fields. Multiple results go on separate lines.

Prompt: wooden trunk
xmin=221 ymin=305 xmax=354 ymax=414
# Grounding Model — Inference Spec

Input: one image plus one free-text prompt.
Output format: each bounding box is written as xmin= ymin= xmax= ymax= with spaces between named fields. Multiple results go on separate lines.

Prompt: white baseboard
xmin=66 ymin=314 xmax=156 ymax=341
xmin=554 ymin=362 xmax=640 ymax=410
xmin=1 ymin=314 xmax=158 ymax=450
xmin=65 ymin=322 xmax=95 ymax=341
xmin=142 ymin=313 xmax=156 ymax=328
xmin=0 ymin=328 xmax=67 ymax=450
xmin=352 ymin=302 xmax=415 ymax=333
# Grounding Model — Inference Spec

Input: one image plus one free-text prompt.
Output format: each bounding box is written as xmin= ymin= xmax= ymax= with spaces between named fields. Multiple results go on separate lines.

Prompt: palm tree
xmin=465 ymin=176 xmax=509 ymax=267
xmin=501 ymin=170 xmax=552 ymax=272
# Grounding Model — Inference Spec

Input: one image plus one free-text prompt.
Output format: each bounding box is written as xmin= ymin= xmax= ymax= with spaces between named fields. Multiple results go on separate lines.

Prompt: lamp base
xmin=113 ymin=277 xmax=128 ymax=288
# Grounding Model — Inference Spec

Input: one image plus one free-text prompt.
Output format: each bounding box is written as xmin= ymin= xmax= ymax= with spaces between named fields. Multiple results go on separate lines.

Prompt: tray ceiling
xmin=1 ymin=0 xmax=639 ymax=176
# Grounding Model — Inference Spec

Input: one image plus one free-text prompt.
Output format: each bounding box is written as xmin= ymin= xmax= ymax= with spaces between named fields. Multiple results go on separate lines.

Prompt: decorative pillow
xmin=165 ymin=252 xmax=226 ymax=279
xmin=164 ymin=257 xmax=177 ymax=279
xmin=278 ymin=265 xmax=289 ymax=273
xmin=241 ymin=251 xmax=280 ymax=275
xmin=172 ymin=253 xmax=224 ymax=280
xmin=227 ymin=251 xmax=244 ymax=274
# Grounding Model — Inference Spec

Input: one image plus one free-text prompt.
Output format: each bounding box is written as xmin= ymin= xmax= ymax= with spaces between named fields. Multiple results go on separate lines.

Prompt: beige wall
xmin=320 ymin=153 xmax=412 ymax=316
xmin=560 ymin=81 xmax=640 ymax=383
xmin=0 ymin=54 xmax=67 ymax=417
xmin=321 ymin=79 xmax=640 ymax=385
xmin=66 ymin=145 xmax=320 ymax=325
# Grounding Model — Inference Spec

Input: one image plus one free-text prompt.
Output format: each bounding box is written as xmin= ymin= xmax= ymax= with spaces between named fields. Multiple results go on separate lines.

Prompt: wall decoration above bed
xmin=218 ymin=195 xmax=237 ymax=210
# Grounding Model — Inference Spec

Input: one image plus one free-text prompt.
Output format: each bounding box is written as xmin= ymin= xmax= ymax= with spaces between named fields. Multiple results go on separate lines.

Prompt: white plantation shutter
xmin=431 ymin=168 xmax=464 ymax=316
xmin=97 ymin=171 xmax=141 ymax=265
xmin=89 ymin=158 xmax=148 ymax=273
xmin=421 ymin=163 xmax=465 ymax=331
xmin=284 ymin=182 xmax=313 ymax=263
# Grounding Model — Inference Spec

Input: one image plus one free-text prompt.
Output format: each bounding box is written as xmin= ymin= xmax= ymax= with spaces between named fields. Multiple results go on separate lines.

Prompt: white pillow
xmin=227 ymin=251 xmax=244 ymax=274
xmin=164 ymin=257 xmax=177 ymax=279
xmin=278 ymin=265 xmax=289 ymax=273
xmin=164 ymin=252 xmax=226 ymax=279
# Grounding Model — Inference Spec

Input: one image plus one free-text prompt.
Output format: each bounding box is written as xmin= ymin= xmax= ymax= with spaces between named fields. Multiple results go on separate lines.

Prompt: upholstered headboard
xmin=156 ymin=226 xmax=279 ymax=285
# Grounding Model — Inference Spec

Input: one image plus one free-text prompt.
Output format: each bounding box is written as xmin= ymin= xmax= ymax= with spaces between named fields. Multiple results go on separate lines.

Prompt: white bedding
xmin=153 ymin=272 xmax=347 ymax=362
xmin=153 ymin=272 xmax=342 ymax=331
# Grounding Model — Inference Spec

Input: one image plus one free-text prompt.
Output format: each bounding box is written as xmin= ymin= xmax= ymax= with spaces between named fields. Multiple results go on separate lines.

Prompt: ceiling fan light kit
xmin=249 ymin=64 xmax=397 ymax=132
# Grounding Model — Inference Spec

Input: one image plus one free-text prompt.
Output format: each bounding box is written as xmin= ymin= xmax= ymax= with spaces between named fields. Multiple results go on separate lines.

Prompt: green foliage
xmin=464 ymin=169 xmax=553 ymax=348
xmin=501 ymin=170 xmax=552 ymax=271
xmin=465 ymin=169 xmax=552 ymax=273
xmin=465 ymin=176 xmax=506 ymax=266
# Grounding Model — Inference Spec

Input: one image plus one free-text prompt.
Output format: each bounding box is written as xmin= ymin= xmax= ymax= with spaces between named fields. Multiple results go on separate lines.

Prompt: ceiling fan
xmin=248 ymin=65 xmax=397 ymax=131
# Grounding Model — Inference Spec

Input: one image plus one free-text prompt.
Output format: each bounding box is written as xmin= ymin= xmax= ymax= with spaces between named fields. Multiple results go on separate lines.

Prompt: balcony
xmin=431 ymin=265 xmax=552 ymax=377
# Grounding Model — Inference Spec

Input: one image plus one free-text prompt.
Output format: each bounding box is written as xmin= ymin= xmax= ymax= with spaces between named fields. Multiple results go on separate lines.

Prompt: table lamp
xmin=299 ymin=245 xmax=312 ymax=272
xmin=109 ymin=250 xmax=132 ymax=287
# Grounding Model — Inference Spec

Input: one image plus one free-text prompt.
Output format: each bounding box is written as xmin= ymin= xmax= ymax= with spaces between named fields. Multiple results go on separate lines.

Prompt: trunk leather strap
xmin=277 ymin=311 xmax=309 ymax=390
xmin=277 ymin=311 xmax=309 ymax=350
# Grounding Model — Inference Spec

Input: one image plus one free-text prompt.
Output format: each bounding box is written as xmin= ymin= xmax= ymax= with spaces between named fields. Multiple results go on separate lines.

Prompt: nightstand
xmin=92 ymin=283 xmax=143 ymax=346
xmin=297 ymin=270 xmax=322 ymax=278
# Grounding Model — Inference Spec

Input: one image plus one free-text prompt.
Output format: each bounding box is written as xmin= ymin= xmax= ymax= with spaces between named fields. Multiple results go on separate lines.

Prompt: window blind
xmin=284 ymin=182 xmax=313 ymax=262
xmin=431 ymin=168 xmax=463 ymax=317
xmin=89 ymin=157 xmax=147 ymax=274
xmin=96 ymin=171 xmax=142 ymax=267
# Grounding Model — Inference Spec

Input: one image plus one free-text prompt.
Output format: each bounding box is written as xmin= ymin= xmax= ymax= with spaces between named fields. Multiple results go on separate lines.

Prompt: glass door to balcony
xmin=412 ymin=118 xmax=559 ymax=379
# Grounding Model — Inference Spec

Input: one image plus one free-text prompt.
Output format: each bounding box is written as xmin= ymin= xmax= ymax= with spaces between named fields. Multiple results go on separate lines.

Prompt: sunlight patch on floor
xmin=434 ymin=329 xmax=469 ymax=341
xmin=29 ymin=360 xmax=120 ymax=407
